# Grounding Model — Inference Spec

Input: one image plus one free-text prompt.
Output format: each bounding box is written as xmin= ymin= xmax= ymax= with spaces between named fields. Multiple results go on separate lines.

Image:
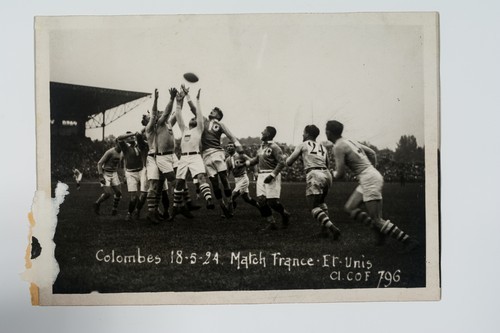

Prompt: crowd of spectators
xmin=51 ymin=137 xmax=115 ymax=182
xmin=51 ymin=138 xmax=425 ymax=183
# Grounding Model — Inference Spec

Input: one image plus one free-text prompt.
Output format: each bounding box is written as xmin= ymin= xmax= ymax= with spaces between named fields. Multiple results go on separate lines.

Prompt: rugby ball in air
xmin=183 ymin=72 xmax=199 ymax=83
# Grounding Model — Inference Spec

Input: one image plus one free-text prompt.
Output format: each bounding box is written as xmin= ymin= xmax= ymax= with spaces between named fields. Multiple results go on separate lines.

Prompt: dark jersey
xmin=226 ymin=152 xmax=247 ymax=178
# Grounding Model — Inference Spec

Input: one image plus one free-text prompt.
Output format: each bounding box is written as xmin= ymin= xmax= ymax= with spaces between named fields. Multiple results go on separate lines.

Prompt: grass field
xmin=52 ymin=181 xmax=426 ymax=293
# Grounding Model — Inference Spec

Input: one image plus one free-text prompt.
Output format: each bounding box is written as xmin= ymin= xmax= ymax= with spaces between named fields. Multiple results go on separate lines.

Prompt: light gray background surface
xmin=1 ymin=1 xmax=499 ymax=332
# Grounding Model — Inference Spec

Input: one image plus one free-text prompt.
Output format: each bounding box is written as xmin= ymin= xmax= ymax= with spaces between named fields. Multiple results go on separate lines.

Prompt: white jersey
xmin=334 ymin=137 xmax=373 ymax=176
xmin=180 ymin=127 xmax=202 ymax=153
xmin=297 ymin=140 xmax=328 ymax=170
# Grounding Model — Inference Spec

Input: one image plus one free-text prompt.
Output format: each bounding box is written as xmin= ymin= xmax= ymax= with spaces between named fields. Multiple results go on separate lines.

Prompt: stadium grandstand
xmin=50 ymin=82 xmax=151 ymax=180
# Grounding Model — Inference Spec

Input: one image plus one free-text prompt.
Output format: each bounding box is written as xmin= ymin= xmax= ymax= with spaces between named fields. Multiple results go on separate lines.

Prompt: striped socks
xmin=199 ymin=183 xmax=212 ymax=202
xmin=173 ymin=189 xmax=184 ymax=208
xmin=380 ymin=220 xmax=410 ymax=243
xmin=312 ymin=207 xmax=334 ymax=228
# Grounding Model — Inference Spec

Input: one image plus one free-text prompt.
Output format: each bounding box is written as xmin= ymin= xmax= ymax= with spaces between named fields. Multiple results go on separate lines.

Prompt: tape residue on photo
xmin=22 ymin=182 xmax=69 ymax=305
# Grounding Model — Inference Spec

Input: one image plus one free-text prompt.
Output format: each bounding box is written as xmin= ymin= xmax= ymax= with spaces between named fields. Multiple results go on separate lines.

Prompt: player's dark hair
xmin=304 ymin=124 xmax=320 ymax=139
xmin=213 ymin=107 xmax=224 ymax=120
xmin=266 ymin=126 xmax=277 ymax=140
xmin=326 ymin=120 xmax=344 ymax=137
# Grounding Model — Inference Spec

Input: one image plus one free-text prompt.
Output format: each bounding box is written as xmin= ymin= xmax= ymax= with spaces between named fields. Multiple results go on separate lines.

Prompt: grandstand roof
xmin=50 ymin=81 xmax=151 ymax=121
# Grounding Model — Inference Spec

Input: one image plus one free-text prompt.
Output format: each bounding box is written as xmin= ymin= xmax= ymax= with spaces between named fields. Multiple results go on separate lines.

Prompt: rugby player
xmin=225 ymin=142 xmax=259 ymax=212
xmin=134 ymin=128 xmax=149 ymax=219
xmin=245 ymin=126 xmax=290 ymax=230
xmin=144 ymin=88 xmax=178 ymax=223
xmin=72 ymin=167 xmax=82 ymax=190
xmin=325 ymin=120 xmax=419 ymax=252
xmin=188 ymin=100 xmax=243 ymax=218
xmin=94 ymin=141 xmax=123 ymax=216
xmin=286 ymin=125 xmax=341 ymax=239
xmin=171 ymin=87 xmax=214 ymax=217
xmin=117 ymin=131 xmax=148 ymax=221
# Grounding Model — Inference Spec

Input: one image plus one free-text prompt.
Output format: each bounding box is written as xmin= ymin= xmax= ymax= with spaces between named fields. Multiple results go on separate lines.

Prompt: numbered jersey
xmin=201 ymin=118 xmax=224 ymax=151
xmin=258 ymin=141 xmax=284 ymax=171
xmin=335 ymin=137 xmax=372 ymax=176
xmin=298 ymin=140 xmax=328 ymax=170
xmin=226 ymin=152 xmax=247 ymax=178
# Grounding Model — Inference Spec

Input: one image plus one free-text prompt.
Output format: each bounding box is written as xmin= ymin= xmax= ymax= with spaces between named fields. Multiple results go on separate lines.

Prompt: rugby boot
xmin=93 ymin=202 xmax=100 ymax=215
xmin=329 ymin=225 xmax=341 ymax=241
xmin=147 ymin=211 xmax=161 ymax=225
xmin=401 ymin=238 xmax=420 ymax=254
xmin=220 ymin=202 xmax=232 ymax=218
xmin=186 ymin=201 xmax=202 ymax=211
xmin=206 ymin=198 xmax=215 ymax=210
xmin=281 ymin=210 xmax=291 ymax=228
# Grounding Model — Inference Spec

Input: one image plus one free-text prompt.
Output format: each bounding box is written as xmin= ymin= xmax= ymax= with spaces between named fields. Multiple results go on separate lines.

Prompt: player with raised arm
xmin=245 ymin=126 xmax=290 ymax=230
xmin=325 ymin=120 xmax=419 ymax=252
xmin=117 ymin=131 xmax=148 ymax=221
xmin=225 ymin=142 xmax=259 ymax=213
xmin=286 ymin=125 xmax=341 ymax=239
xmin=94 ymin=141 xmax=123 ymax=216
xmin=171 ymin=86 xmax=214 ymax=218
xmin=144 ymin=88 xmax=178 ymax=224
xmin=188 ymin=101 xmax=243 ymax=218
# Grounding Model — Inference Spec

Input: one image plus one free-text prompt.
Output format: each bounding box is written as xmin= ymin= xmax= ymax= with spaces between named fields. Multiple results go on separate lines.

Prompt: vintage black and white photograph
xmin=30 ymin=12 xmax=440 ymax=305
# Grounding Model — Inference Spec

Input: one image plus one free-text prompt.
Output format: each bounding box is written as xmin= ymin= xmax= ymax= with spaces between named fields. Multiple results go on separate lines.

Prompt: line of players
xmin=93 ymin=85 xmax=419 ymax=252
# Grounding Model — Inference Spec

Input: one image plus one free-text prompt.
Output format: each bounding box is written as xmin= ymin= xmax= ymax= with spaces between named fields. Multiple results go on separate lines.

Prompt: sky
xmin=49 ymin=14 xmax=425 ymax=150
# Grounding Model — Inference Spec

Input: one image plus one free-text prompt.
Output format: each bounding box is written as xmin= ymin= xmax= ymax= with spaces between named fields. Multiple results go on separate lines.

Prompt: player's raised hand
xmin=264 ymin=174 xmax=275 ymax=184
xmin=169 ymin=87 xmax=178 ymax=101
xmin=154 ymin=88 xmax=159 ymax=100
xmin=176 ymin=90 xmax=185 ymax=102
xmin=196 ymin=89 xmax=201 ymax=100
xmin=181 ymin=84 xmax=190 ymax=95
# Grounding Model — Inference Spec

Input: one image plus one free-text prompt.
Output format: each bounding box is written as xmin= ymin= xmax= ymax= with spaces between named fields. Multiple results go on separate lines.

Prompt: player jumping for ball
xmin=325 ymin=120 xmax=418 ymax=252
xmin=145 ymin=88 xmax=199 ymax=223
xmin=286 ymin=125 xmax=341 ymax=239
xmin=171 ymin=86 xmax=214 ymax=217
xmin=245 ymin=126 xmax=290 ymax=230
xmin=188 ymin=100 xmax=243 ymax=218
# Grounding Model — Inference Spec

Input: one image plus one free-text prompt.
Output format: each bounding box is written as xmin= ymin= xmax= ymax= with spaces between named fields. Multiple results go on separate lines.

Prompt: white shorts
xmin=103 ymin=171 xmax=121 ymax=187
xmin=146 ymin=155 xmax=160 ymax=180
xmin=125 ymin=170 xmax=142 ymax=192
xmin=233 ymin=174 xmax=250 ymax=194
xmin=176 ymin=154 xmax=206 ymax=180
xmin=256 ymin=172 xmax=281 ymax=199
xmin=74 ymin=174 xmax=82 ymax=182
xmin=156 ymin=153 xmax=179 ymax=174
xmin=306 ymin=169 xmax=332 ymax=196
xmin=140 ymin=168 xmax=149 ymax=192
xmin=145 ymin=156 xmax=170 ymax=190
xmin=355 ymin=166 xmax=384 ymax=202
xmin=202 ymin=150 xmax=227 ymax=177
